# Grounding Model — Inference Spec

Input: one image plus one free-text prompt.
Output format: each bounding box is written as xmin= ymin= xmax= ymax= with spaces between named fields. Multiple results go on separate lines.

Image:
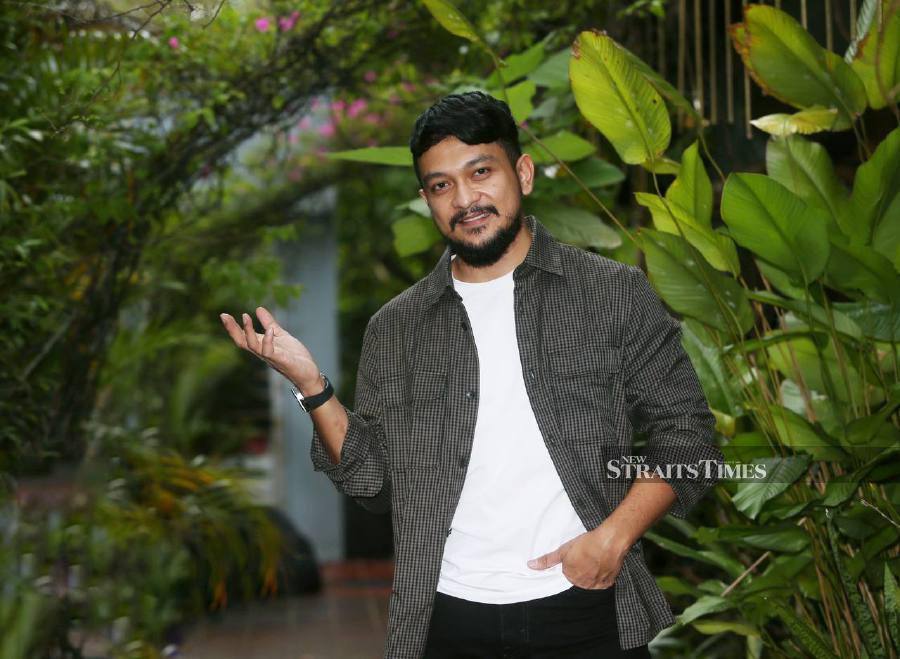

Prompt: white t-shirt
xmin=436 ymin=258 xmax=588 ymax=603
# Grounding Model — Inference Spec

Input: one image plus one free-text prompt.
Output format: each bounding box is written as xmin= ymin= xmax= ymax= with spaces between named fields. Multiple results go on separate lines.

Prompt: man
xmin=220 ymin=91 xmax=724 ymax=658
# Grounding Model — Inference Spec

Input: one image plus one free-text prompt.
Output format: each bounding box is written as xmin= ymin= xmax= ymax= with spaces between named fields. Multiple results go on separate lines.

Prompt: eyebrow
xmin=421 ymin=154 xmax=498 ymax=185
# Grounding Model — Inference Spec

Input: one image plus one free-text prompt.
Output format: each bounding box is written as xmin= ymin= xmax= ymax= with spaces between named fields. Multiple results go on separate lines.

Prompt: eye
xmin=474 ymin=167 xmax=490 ymax=176
xmin=430 ymin=181 xmax=448 ymax=193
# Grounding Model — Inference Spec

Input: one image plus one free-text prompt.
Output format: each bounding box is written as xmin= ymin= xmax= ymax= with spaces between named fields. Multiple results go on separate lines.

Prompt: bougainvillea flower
xmin=347 ymin=99 xmax=368 ymax=118
xmin=168 ymin=36 xmax=180 ymax=49
xmin=254 ymin=17 xmax=272 ymax=32
xmin=279 ymin=10 xmax=300 ymax=31
xmin=364 ymin=70 xmax=377 ymax=82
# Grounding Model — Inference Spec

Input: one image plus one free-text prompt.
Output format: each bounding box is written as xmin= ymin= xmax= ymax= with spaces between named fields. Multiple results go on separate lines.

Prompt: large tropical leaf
xmin=720 ymin=173 xmax=830 ymax=283
xmin=485 ymin=40 xmax=546 ymax=87
xmin=422 ymin=0 xmax=483 ymax=45
xmin=751 ymin=106 xmax=851 ymax=136
xmin=729 ymin=5 xmax=867 ymax=123
xmin=849 ymin=0 xmax=900 ymax=109
xmin=569 ymin=30 xmax=670 ymax=166
xmin=527 ymin=201 xmax=620 ymax=250
xmin=849 ymin=126 xmax=900 ymax=257
xmin=825 ymin=237 xmax=900 ymax=305
xmin=637 ymin=228 xmax=754 ymax=336
xmin=731 ymin=455 xmax=810 ymax=519
xmin=525 ymin=130 xmax=596 ymax=164
xmin=327 ymin=146 xmax=412 ymax=166
xmin=765 ymin=135 xmax=850 ymax=237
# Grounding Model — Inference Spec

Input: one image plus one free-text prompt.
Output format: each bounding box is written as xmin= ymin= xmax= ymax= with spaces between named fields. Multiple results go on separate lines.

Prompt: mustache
xmin=452 ymin=205 xmax=498 ymax=228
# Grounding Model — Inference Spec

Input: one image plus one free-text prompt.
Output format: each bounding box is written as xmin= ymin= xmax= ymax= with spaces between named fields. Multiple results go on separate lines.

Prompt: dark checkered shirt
xmin=310 ymin=213 xmax=724 ymax=658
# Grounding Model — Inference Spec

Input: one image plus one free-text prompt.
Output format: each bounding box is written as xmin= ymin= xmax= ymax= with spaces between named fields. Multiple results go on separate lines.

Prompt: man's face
xmin=417 ymin=136 xmax=534 ymax=267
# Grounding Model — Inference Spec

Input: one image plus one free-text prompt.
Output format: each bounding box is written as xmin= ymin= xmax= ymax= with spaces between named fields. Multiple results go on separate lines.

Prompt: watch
xmin=290 ymin=372 xmax=334 ymax=413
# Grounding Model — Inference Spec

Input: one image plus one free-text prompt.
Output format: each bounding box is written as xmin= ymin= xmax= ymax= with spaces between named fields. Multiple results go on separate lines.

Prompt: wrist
xmin=297 ymin=373 xmax=325 ymax=396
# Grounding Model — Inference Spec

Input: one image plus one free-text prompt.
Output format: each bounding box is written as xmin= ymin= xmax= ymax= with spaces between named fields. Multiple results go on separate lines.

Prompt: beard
xmin=443 ymin=203 xmax=524 ymax=268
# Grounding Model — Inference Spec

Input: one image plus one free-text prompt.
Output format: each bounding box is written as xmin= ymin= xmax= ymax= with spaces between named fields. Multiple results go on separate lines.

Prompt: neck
xmin=451 ymin=221 xmax=532 ymax=283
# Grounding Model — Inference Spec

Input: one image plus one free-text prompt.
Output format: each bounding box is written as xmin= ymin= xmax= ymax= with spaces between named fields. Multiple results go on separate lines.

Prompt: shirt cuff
xmin=309 ymin=403 xmax=373 ymax=483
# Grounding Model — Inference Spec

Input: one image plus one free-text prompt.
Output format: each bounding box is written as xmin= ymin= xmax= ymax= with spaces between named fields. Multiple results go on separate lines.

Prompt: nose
xmin=452 ymin=179 xmax=479 ymax=213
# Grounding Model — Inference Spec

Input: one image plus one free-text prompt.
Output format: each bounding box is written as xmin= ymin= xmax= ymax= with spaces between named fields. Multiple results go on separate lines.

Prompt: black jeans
xmin=423 ymin=583 xmax=652 ymax=658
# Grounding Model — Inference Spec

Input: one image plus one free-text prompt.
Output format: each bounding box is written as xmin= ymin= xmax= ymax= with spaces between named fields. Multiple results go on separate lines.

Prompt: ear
xmin=516 ymin=153 xmax=536 ymax=196
xmin=418 ymin=187 xmax=426 ymax=201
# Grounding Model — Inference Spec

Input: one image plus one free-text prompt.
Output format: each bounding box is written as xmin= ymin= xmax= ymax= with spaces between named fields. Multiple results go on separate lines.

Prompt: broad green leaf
xmin=745 ymin=289 xmax=862 ymax=340
xmin=618 ymin=43 xmax=702 ymax=122
xmin=692 ymin=620 xmax=761 ymax=637
xmin=644 ymin=530 xmax=745 ymax=577
xmin=569 ymin=30 xmax=670 ymax=165
xmin=528 ymin=47 xmax=569 ymax=89
xmin=681 ymin=318 xmax=744 ymax=417
xmin=422 ymin=0 xmax=482 ymax=45
xmin=766 ymin=135 xmax=850 ymax=237
xmin=849 ymin=0 xmax=900 ymax=109
xmin=850 ymin=126 xmax=900 ymax=259
xmin=677 ymin=595 xmax=735 ymax=625
xmin=832 ymin=301 xmax=900 ymax=341
xmin=767 ymin=598 xmax=840 ymax=659
xmin=656 ymin=575 xmax=700 ymax=597
xmin=396 ymin=196 xmax=431 ymax=217
xmin=526 ymin=201 xmax=620 ymax=250
xmin=327 ymin=146 xmax=412 ymax=166
xmin=541 ymin=156 xmax=624 ymax=195
xmin=751 ymin=106 xmax=851 ymax=136
xmin=825 ymin=237 xmax=900 ymax=305
xmin=667 ymin=142 xmax=712 ymax=226
xmin=729 ymin=5 xmax=867 ymax=122
xmin=391 ymin=214 xmax=440 ymax=257
xmin=755 ymin=260 xmax=808 ymax=299
xmin=493 ymin=79 xmax=536 ymax=124
xmin=640 ymin=156 xmax=680 ymax=174
xmin=731 ymin=455 xmax=810 ymax=519
xmin=763 ymin=403 xmax=848 ymax=461
xmin=485 ymin=41 xmax=546 ymax=87
xmin=635 ymin=192 xmax=740 ymax=274
xmin=525 ymin=130 xmax=596 ymax=164
xmin=639 ymin=229 xmax=754 ymax=336
xmin=696 ymin=523 xmax=811 ymax=552
xmin=885 ymin=563 xmax=900 ymax=651
xmin=720 ymin=173 xmax=830 ymax=283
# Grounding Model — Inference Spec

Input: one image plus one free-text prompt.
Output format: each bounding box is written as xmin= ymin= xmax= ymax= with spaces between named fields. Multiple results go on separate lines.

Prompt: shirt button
xmin=461 ymin=321 xmax=469 ymax=331
xmin=546 ymin=433 xmax=556 ymax=445
xmin=528 ymin=369 xmax=536 ymax=381
xmin=458 ymin=456 xmax=467 ymax=468
xmin=575 ymin=498 xmax=585 ymax=507
xmin=465 ymin=390 xmax=475 ymax=399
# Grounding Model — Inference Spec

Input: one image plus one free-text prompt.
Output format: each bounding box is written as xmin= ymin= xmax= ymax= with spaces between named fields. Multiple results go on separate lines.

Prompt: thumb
xmin=528 ymin=548 xmax=562 ymax=570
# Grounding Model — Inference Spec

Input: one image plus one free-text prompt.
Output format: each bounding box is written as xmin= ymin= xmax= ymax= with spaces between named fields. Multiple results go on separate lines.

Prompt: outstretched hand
xmin=219 ymin=306 xmax=321 ymax=391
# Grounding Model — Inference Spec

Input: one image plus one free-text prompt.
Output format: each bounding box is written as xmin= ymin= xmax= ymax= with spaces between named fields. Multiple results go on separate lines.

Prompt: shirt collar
xmin=423 ymin=213 xmax=565 ymax=308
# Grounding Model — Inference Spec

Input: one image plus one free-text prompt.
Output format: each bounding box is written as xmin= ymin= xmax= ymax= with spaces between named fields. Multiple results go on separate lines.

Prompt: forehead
xmin=418 ymin=136 xmax=509 ymax=174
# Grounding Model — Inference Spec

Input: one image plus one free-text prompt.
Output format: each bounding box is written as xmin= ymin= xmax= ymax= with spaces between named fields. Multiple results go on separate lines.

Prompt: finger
xmin=261 ymin=324 xmax=275 ymax=358
xmin=220 ymin=313 xmax=249 ymax=350
xmin=527 ymin=549 xmax=561 ymax=570
xmin=255 ymin=306 xmax=281 ymax=334
xmin=242 ymin=312 xmax=262 ymax=354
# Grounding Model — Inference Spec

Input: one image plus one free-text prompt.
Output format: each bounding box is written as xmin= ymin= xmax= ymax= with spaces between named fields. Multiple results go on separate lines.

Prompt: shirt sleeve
xmin=622 ymin=265 xmax=725 ymax=519
xmin=309 ymin=313 xmax=390 ymax=513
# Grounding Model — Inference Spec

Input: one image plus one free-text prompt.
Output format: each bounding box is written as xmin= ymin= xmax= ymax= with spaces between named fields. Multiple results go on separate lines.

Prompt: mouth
xmin=458 ymin=210 xmax=491 ymax=227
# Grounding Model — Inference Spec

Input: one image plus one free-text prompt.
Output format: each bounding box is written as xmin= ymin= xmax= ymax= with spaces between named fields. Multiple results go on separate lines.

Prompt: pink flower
xmin=401 ymin=81 xmax=416 ymax=93
xmin=279 ymin=10 xmax=300 ymax=31
xmin=363 ymin=70 xmax=377 ymax=83
xmin=363 ymin=112 xmax=382 ymax=126
xmin=288 ymin=132 xmax=299 ymax=144
xmin=255 ymin=16 xmax=272 ymax=32
xmin=318 ymin=122 xmax=336 ymax=137
xmin=330 ymin=99 xmax=346 ymax=114
xmin=310 ymin=97 xmax=321 ymax=111
xmin=298 ymin=116 xmax=312 ymax=130
xmin=347 ymin=99 xmax=368 ymax=119
xmin=388 ymin=94 xmax=401 ymax=105
xmin=168 ymin=36 xmax=180 ymax=49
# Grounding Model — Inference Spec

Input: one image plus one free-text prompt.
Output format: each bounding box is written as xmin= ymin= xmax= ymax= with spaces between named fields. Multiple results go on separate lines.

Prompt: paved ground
xmin=179 ymin=559 xmax=393 ymax=659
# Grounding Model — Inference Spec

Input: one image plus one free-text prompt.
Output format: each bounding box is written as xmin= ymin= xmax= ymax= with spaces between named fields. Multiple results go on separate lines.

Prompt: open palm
xmin=219 ymin=306 xmax=320 ymax=390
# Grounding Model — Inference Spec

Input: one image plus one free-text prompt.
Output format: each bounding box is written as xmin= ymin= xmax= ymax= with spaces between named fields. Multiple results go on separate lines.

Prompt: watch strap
xmin=290 ymin=372 xmax=333 ymax=413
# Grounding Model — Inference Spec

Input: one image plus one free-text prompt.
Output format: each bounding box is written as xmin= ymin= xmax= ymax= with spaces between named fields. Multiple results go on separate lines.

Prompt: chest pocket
xmin=381 ymin=369 xmax=446 ymax=470
xmin=547 ymin=344 xmax=621 ymax=444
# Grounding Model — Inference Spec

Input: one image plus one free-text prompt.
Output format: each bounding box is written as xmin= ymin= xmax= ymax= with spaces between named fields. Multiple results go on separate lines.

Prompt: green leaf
xmin=668 ymin=141 xmax=712 ymax=226
xmin=636 ymin=193 xmax=740 ymax=274
xmin=327 ymin=146 xmax=412 ymax=166
xmin=849 ymin=1 xmax=900 ymax=109
xmin=764 ymin=404 xmax=848 ymax=461
xmin=528 ymin=47 xmax=570 ymax=89
xmin=885 ymin=563 xmax=900 ymax=651
xmin=766 ymin=135 xmax=851 ymax=237
xmin=540 ymin=157 xmax=625 ymax=195
xmin=638 ymin=228 xmax=754 ymax=336
xmin=421 ymin=0 xmax=482 ymax=45
xmin=391 ymin=214 xmax=440 ymax=257
xmin=720 ymin=173 xmax=830 ymax=283
xmin=766 ymin=597 xmax=840 ymax=659
xmin=495 ymin=79 xmax=536 ymax=124
xmin=729 ymin=5 xmax=867 ymax=122
xmin=526 ymin=201 xmax=620 ymax=250
xmin=691 ymin=619 xmax=761 ymax=637
xmin=732 ymin=455 xmax=810 ymax=520
xmin=831 ymin=301 xmax=900 ymax=342
xmin=569 ymin=30 xmax=670 ymax=165
xmin=745 ymin=289 xmax=862 ymax=340
xmin=850 ymin=126 xmax=900 ymax=259
xmin=525 ymin=130 xmax=596 ymax=164
xmin=826 ymin=513 xmax=885 ymax=659
xmin=750 ymin=106 xmax=851 ymax=136
xmin=485 ymin=41 xmax=546 ymax=87
xmin=644 ymin=530 xmax=745 ymax=578
xmin=677 ymin=595 xmax=735 ymax=625
xmin=825 ymin=237 xmax=900 ymax=305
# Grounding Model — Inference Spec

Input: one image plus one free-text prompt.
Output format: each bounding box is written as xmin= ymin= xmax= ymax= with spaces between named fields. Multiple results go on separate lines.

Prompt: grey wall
xmin=269 ymin=187 xmax=344 ymax=562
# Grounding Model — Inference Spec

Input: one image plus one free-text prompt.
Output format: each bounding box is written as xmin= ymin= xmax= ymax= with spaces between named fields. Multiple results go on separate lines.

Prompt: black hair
xmin=408 ymin=91 xmax=522 ymax=186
